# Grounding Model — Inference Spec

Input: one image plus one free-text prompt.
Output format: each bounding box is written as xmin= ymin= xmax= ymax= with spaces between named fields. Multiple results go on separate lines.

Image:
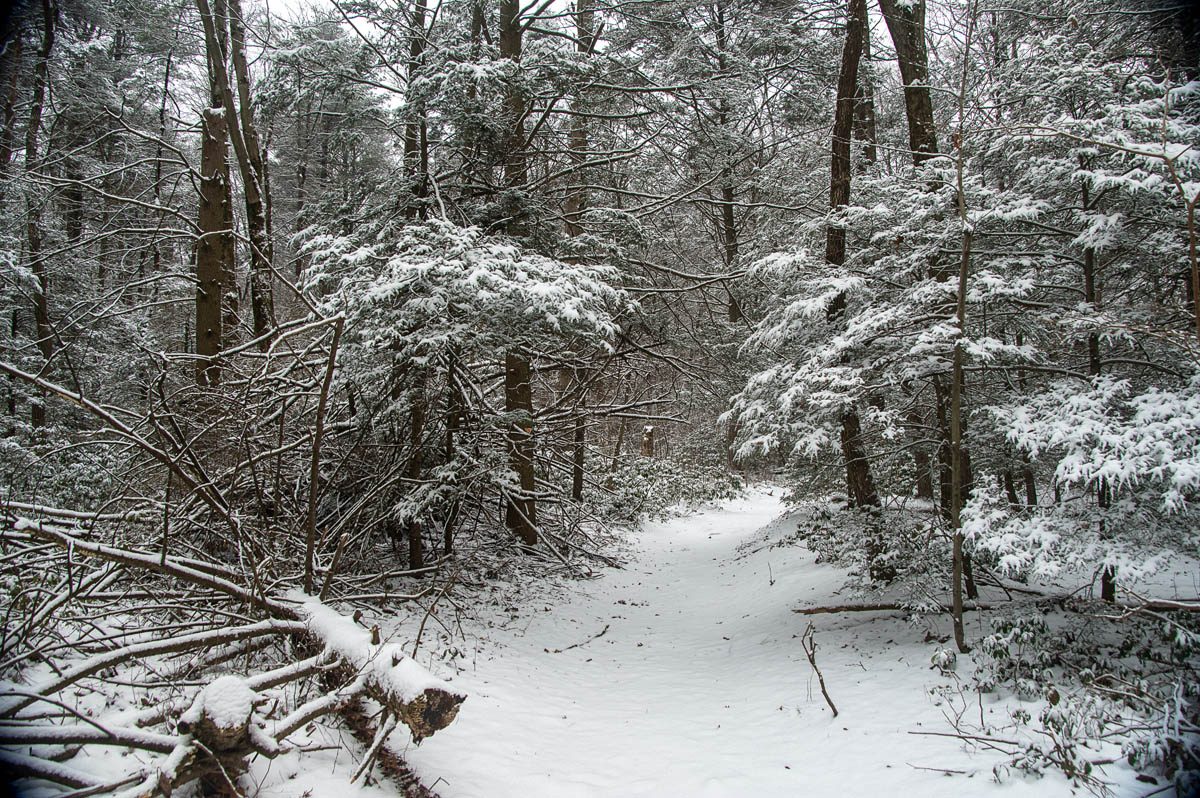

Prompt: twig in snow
xmin=351 ymin=709 xmax=399 ymax=784
xmin=800 ymin=622 xmax=837 ymax=718
xmin=907 ymin=763 xmax=968 ymax=775
xmin=412 ymin=567 xmax=463 ymax=658
xmin=546 ymin=624 xmax=610 ymax=654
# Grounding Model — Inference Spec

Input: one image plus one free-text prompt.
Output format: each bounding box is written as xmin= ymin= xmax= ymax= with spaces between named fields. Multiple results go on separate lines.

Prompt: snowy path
xmin=398 ymin=488 xmax=1134 ymax=798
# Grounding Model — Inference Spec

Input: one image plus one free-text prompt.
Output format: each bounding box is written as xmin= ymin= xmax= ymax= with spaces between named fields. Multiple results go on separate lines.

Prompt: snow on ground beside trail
xmin=390 ymin=486 xmax=1150 ymax=798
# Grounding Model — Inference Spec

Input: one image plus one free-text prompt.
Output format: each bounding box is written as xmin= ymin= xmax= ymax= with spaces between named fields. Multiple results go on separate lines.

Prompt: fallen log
xmin=1 ymin=514 xmax=464 ymax=798
xmin=791 ymin=602 xmax=996 ymax=615
xmin=7 ymin=516 xmax=466 ymax=743
xmin=293 ymin=594 xmax=466 ymax=742
xmin=793 ymin=597 xmax=1199 ymax=616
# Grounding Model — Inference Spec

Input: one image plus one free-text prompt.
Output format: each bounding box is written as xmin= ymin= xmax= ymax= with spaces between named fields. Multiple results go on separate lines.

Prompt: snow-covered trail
xmin=398 ymin=488 xmax=1130 ymax=798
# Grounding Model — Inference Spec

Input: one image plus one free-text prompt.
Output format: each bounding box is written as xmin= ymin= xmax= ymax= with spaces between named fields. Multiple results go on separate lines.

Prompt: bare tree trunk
xmin=947 ymin=5 xmax=980 ymax=654
xmin=877 ymin=0 xmax=938 ymax=164
xmin=572 ymin=412 xmax=585 ymax=501
xmin=611 ymin=417 xmax=626 ymax=469
xmin=406 ymin=372 xmax=426 ymax=571
xmin=565 ymin=0 xmax=594 ymax=504
xmin=403 ymin=0 xmax=429 ymax=217
xmin=150 ymin=48 xmax=174 ymax=278
xmin=852 ymin=13 xmax=878 ymax=168
xmin=226 ymin=0 xmax=275 ymax=345
xmin=562 ymin=0 xmax=593 ymax=234
xmin=840 ymin=408 xmax=879 ymax=508
xmin=1080 ymin=174 xmax=1116 ymax=602
xmin=504 ymin=352 xmax=537 ymax=545
xmin=25 ymin=0 xmax=55 ymax=429
xmin=196 ymin=0 xmax=275 ymax=349
xmin=827 ymin=0 xmax=880 ymax=512
xmin=196 ymin=107 xmax=231 ymax=386
xmin=907 ymin=407 xmax=935 ymax=499
xmin=0 ymin=38 xmax=21 ymax=187
xmin=500 ymin=0 xmax=537 ymax=546
xmin=443 ymin=352 xmax=464 ymax=554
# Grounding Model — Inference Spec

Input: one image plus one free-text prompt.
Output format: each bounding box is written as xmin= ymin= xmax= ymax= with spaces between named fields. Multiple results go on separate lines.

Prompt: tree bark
xmin=827 ymin=0 xmax=880 ymax=511
xmin=0 ymin=38 xmax=21 ymax=187
xmin=195 ymin=107 xmax=231 ymax=386
xmin=25 ymin=0 xmax=55 ymax=429
xmin=565 ymin=0 xmax=594 ymax=504
xmin=226 ymin=0 xmax=275 ymax=345
xmin=504 ymin=351 xmax=537 ymax=545
xmin=403 ymin=0 xmax=429 ymax=217
xmin=1081 ymin=174 xmax=1116 ymax=602
xmin=196 ymin=0 xmax=275 ymax=349
xmin=852 ymin=13 xmax=878 ymax=168
xmin=406 ymin=372 xmax=426 ymax=571
xmin=840 ymin=408 xmax=879 ymax=508
xmin=877 ymin=0 xmax=938 ymax=164
xmin=443 ymin=352 xmax=464 ymax=555
xmin=500 ymin=0 xmax=537 ymax=546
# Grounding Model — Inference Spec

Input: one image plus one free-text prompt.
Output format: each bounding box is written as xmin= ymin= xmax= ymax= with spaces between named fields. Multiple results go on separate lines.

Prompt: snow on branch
xmin=292 ymin=592 xmax=466 ymax=741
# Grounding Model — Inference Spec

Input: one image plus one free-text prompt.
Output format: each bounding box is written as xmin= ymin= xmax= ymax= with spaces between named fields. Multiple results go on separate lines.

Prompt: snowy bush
xmin=966 ymin=607 xmax=1200 ymax=789
xmin=597 ymin=458 xmax=743 ymax=523
xmin=974 ymin=614 xmax=1056 ymax=698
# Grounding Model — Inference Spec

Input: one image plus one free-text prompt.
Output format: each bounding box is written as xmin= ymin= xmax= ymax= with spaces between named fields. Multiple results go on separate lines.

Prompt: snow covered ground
xmin=384 ymin=486 xmax=1151 ymax=798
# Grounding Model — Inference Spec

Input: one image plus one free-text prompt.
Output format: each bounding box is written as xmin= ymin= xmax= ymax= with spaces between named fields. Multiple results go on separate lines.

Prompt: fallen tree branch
xmin=801 ymin=622 xmax=838 ymax=718
xmin=0 ymin=724 xmax=178 ymax=753
xmin=0 ymin=619 xmax=305 ymax=717
xmin=11 ymin=516 xmax=294 ymax=618
xmin=0 ymin=749 xmax=105 ymax=789
xmin=546 ymin=624 xmax=610 ymax=654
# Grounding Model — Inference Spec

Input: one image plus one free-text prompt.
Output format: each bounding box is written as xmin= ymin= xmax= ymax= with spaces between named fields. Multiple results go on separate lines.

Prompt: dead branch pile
xmin=0 ymin=326 xmax=465 ymax=796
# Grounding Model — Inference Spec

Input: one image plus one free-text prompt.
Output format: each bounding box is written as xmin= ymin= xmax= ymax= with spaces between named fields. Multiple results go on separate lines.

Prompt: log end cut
xmin=396 ymin=687 xmax=465 ymax=743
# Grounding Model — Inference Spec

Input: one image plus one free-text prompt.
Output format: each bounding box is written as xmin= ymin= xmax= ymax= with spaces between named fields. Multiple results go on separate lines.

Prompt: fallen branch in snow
xmin=335 ymin=696 xmax=443 ymax=798
xmin=800 ymin=623 xmax=838 ymax=718
xmin=793 ymin=602 xmax=918 ymax=615
xmin=0 ymin=510 xmax=465 ymax=796
xmin=907 ymin=762 xmax=968 ymax=775
xmin=545 ymin=624 xmax=610 ymax=654
xmin=0 ymin=619 xmax=306 ymax=717
xmin=794 ymin=596 xmax=1199 ymax=616
xmin=0 ymin=724 xmax=178 ymax=753
xmin=10 ymin=515 xmax=294 ymax=618
xmin=0 ymin=748 xmax=108 ymax=789
xmin=791 ymin=601 xmax=1002 ymax=615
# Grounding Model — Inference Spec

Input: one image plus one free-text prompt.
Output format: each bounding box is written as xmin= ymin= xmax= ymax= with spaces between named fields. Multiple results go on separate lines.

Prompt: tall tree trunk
xmin=195 ymin=107 xmax=231 ymax=386
xmin=564 ymin=0 xmax=595 ymax=503
xmin=877 ymin=0 xmax=938 ymax=164
xmin=827 ymin=0 xmax=880 ymax=512
xmin=0 ymin=38 xmax=21 ymax=188
xmin=25 ymin=0 xmax=55 ymax=429
xmin=504 ymin=352 xmax=537 ymax=545
xmin=572 ymin=411 xmax=585 ymax=501
xmin=500 ymin=0 xmax=537 ymax=545
xmin=406 ymin=372 xmax=427 ymax=571
xmin=226 ymin=0 xmax=275 ymax=345
xmin=852 ymin=13 xmax=878 ymax=168
xmin=1080 ymin=174 xmax=1116 ymax=602
xmin=907 ymin=406 xmax=934 ymax=499
xmin=443 ymin=352 xmax=465 ymax=554
xmin=150 ymin=48 xmax=174 ymax=278
xmin=194 ymin=0 xmax=235 ymax=385
xmin=947 ymin=6 xmax=981 ymax=653
xmin=196 ymin=0 xmax=275 ymax=349
xmin=404 ymin=0 xmax=429 ymax=217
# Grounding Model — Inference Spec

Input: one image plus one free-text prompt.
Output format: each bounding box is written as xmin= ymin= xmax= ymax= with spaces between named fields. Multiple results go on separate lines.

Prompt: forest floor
xmin=368 ymin=485 xmax=1154 ymax=798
